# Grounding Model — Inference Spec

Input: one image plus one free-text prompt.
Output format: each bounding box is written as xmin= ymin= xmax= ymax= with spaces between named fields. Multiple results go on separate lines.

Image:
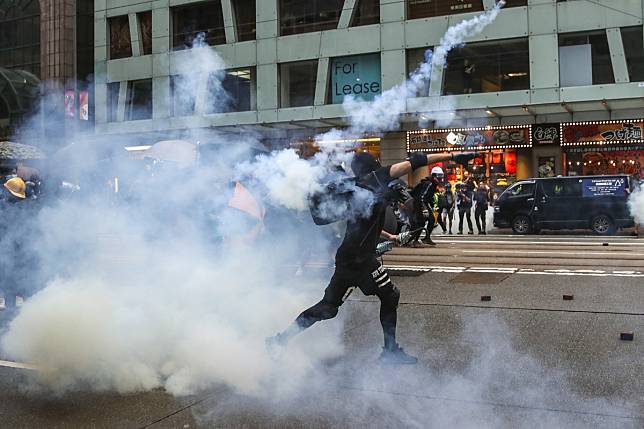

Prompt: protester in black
xmin=457 ymin=182 xmax=474 ymax=234
xmin=474 ymin=179 xmax=490 ymax=234
xmin=269 ymin=151 xmax=478 ymax=364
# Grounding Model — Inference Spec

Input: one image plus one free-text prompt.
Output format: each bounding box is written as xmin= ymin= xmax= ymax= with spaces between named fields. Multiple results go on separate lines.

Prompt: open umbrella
xmin=0 ymin=141 xmax=46 ymax=161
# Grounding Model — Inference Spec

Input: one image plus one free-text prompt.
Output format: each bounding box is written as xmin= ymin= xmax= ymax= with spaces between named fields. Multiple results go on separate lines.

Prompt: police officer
xmin=268 ymin=150 xmax=478 ymax=364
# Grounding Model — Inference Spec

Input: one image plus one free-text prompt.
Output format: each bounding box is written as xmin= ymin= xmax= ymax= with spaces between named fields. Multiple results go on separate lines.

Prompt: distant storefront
xmin=406 ymin=124 xmax=532 ymax=191
xmin=561 ymin=120 xmax=644 ymax=177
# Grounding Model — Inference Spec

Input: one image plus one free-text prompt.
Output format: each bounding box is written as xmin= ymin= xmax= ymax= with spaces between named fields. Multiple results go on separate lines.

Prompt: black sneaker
xmin=468 ymin=231 xmax=474 ymax=235
xmin=379 ymin=345 xmax=418 ymax=365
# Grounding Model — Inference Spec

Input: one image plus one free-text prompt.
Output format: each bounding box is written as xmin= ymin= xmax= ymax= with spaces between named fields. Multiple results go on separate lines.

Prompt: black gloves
xmin=453 ymin=152 xmax=481 ymax=166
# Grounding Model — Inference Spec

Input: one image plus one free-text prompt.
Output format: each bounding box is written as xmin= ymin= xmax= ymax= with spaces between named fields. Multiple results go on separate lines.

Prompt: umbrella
xmin=143 ymin=140 xmax=197 ymax=168
xmin=0 ymin=141 xmax=46 ymax=161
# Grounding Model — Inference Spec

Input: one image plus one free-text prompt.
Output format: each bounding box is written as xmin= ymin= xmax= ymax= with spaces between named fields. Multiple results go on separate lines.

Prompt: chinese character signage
xmin=79 ymin=90 xmax=89 ymax=121
xmin=582 ymin=177 xmax=626 ymax=197
xmin=561 ymin=120 xmax=644 ymax=146
xmin=532 ymin=123 xmax=560 ymax=145
xmin=407 ymin=125 xmax=532 ymax=153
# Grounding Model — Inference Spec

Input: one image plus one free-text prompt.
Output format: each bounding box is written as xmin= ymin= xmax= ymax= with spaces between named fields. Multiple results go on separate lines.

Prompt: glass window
xmin=497 ymin=0 xmax=527 ymax=7
xmin=408 ymin=0 xmax=483 ymax=20
xmin=542 ymin=179 xmax=581 ymax=197
xmin=211 ymin=67 xmax=255 ymax=112
xmin=138 ymin=11 xmax=153 ymax=55
xmin=109 ymin=15 xmax=132 ymax=60
xmin=559 ymin=31 xmax=614 ymax=86
xmin=279 ymin=0 xmax=343 ymax=36
xmin=351 ymin=0 xmax=380 ymax=27
xmin=172 ymin=1 xmax=226 ymax=50
xmin=508 ymin=182 xmax=534 ymax=197
xmin=406 ymin=48 xmax=432 ymax=97
xmin=170 ymin=75 xmax=196 ymax=117
xmin=233 ymin=0 xmax=256 ymax=41
xmin=0 ymin=0 xmax=40 ymax=76
xmin=621 ymin=27 xmax=644 ymax=83
xmin=107 ymin=82 xmax=120 ymax=122
xmin=442 ymin=38 xmax=529 ymax=95
xmin=280 ymin=60 xmax=318 ymax=107
xmin=125 ymin=79 xmax=153 ymax=120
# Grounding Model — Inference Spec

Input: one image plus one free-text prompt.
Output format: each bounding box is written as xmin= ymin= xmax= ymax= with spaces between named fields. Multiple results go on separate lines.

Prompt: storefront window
xmin=109 ymin=15 xmax=132 ymax=60
xmin=621 ymin=27 xmax=644 ymax=83
xmin=351 ymin=0 xmax=380 ymax=27
xmin=107 ymin=82 xmax=120 ymax=122
xmin=125 ymin=79 xmax=153 ymax=120
xmin=206 ymin=67 xmax=256 ymax=113
xmin=406 ymin=48 xmax=432 ymax=97
xmin=280 ymin=60 xmax=317 ymax=107
xmin=408 ymin=0 xmax=483 ymax=20
xmin=559 ymin=31 xmax=614 ymax=86
xmin=279 ymin=0 xmax=343 ymax=36
xmin=0 ymin=0 xmax=40 ymax=77
xmin=565 ymin=147 xmax=644 ymax=177
xmin=442 ymin=38 xmax=529 ymax=95
xmin=172 ymin=1 xmax=226 ymax=50
xmin=138 ymin=12 xmax=153 ymax=55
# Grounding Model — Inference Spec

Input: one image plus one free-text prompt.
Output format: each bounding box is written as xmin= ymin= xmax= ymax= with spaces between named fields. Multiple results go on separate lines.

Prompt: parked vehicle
xmin=493 ymin=175 xmax=635 ymax=235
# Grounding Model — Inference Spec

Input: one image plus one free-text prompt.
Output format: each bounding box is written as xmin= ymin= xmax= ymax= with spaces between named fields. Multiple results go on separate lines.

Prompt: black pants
xmin=459 ymin=208 xmax=473 ymax=233
xmin=475 ymin=205 xmax=487 ymax=233
xmin=296 ymin=264 xmax=400 ymax=349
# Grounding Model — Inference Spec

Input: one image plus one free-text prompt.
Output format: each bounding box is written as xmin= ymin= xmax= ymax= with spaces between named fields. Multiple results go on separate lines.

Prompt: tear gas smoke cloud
xmin=342 ymin=1 xmax=505 ymax=136
xmin=628 ymin=186 xmax=644 ymax=225
xmin=0 ymin=7 xmax=593 ymax=425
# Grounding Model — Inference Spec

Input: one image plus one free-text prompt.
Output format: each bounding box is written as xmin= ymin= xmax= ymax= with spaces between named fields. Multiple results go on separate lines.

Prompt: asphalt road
xmin=0 ymin=235 xmax=643 ymax=428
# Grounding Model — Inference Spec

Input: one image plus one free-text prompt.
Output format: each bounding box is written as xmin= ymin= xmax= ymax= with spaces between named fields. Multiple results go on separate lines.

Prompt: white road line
xmin=0 ymin=360 xmax=40 ymax=371
xmin=385 ymin=265 xmax=644 ymax=278
xmin=461 ymin=250 xmax=644 ymax=256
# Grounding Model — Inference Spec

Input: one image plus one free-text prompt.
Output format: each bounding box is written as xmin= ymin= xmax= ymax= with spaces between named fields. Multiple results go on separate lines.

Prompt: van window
xmin=542 ymin=179 xmax=581 ymax=197
xmin=508 ymin=183 xmax=534 ymax=196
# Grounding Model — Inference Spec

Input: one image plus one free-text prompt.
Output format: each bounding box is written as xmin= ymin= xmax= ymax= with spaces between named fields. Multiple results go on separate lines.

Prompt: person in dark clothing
xmin=269 ymin=151 xmax=478 ymax=364
xmin=408 ymin=177 xmax=431 ymax=247
xmin=0 ymin=178 xmax=28 ymax=313
xmin=439 ymin=183 xmax=455 ymax=234
xmin=457 ymin=182 xmax=474 ymax=234
xmin=474 ymin=179 xmax=490 ymax=234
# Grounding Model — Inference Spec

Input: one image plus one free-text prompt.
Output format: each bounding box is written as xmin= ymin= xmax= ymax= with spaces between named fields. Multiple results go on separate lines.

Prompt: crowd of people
xmin=397 ymin=170 xmax=493 ymax=247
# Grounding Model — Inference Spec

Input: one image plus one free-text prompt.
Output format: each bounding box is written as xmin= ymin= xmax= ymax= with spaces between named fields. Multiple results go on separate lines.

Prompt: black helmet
xmin=351 ymin=152 xmax=381 ymax=177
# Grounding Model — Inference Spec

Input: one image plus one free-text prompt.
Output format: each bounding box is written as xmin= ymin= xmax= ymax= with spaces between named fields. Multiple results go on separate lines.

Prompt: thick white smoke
xmin=1 ymin=5 xmax=507 ymax=399
xmin=628 ymin=187 xmax=644 ymax=226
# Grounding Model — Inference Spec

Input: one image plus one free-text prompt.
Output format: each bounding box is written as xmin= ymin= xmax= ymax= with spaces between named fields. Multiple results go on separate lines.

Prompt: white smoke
xmin=628 ymin=186 xmax=644 ymax=226
xmin=342 ymin=1 xmax=505 ymax=136
xmin=0 ymin=3 xmax=511 ymax=399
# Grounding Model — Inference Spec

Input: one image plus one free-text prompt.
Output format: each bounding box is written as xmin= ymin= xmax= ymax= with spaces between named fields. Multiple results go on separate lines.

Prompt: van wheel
xmin=512 ymin=215 xmax=531 ymax=234
xmin=591 ymin=214 xmax=616 ymax=235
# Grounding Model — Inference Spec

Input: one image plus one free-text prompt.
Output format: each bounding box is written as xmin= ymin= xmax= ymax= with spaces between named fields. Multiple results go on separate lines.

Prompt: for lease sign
xmin=331 ymin=54 xmax=381 ymax=104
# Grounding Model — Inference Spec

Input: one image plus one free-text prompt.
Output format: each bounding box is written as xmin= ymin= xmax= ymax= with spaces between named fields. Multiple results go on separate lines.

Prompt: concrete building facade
xmin=94 ymin=0 xmax=644 ymax=181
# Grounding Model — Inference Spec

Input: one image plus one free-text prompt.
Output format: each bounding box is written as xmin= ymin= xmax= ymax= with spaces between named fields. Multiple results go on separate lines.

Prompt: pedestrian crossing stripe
xmin=385 ymin=265 xmax=644 ymax=278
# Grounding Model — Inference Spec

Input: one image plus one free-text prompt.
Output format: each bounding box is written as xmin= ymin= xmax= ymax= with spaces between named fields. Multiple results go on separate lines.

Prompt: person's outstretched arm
xmin=389 ymin=152 xmax=479 ymax=178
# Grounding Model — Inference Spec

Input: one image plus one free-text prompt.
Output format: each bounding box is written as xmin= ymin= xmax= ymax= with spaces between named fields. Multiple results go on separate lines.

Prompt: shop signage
xmin=533 ymin=123 xmax=560 ymax=145
xmin=331 ymin=54 xmax=381 ymax=104
xmin=561 ymin=120 xmax=644 ymax=146
xmin=582 ymin=177 xmax=626 ymax=197
xmin=407 ymin=125 xmax=532 ymax=153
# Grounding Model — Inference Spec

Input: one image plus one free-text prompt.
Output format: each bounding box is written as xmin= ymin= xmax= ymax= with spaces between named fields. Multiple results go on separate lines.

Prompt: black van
xmin=493 ymin=175 xmax=635 ymax=235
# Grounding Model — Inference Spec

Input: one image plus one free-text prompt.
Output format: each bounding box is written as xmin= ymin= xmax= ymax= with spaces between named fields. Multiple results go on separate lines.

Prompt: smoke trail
xmin=343 ymin=1 xmax=505 ymax=135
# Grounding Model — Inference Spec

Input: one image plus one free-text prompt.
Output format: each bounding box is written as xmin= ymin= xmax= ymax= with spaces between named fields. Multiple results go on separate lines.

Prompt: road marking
xmin=461 ymin=250 xmax=644 ymax=257
xmin=386 ymin=265 xmax=644 ymax=278
xmin=0 ymin=359 xmax=40 ymax=371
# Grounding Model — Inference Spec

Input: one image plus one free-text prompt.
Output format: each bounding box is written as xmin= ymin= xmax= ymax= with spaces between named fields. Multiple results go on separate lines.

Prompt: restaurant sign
xmin=407 ymin=125 xmax=532 ymax=153
xmin=561 ymin=120 xmax=644 ymax=146
xmin=532 ymin=123 xmax=560 ymax=145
